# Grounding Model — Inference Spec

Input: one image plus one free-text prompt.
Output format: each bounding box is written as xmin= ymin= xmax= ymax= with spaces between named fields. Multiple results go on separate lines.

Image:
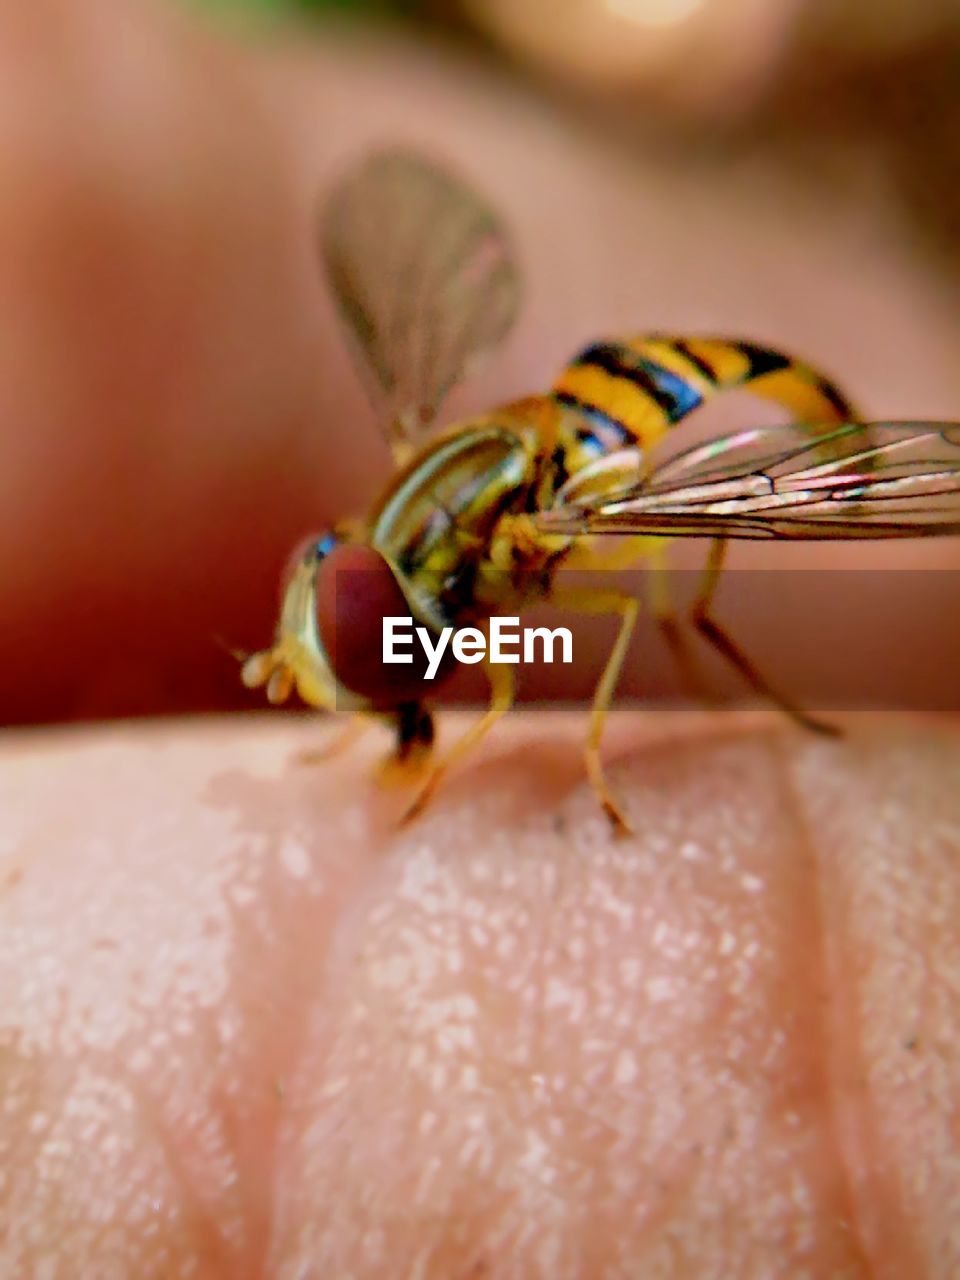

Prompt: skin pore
xmin=1 ymin=1 xmax=960 ymax=1275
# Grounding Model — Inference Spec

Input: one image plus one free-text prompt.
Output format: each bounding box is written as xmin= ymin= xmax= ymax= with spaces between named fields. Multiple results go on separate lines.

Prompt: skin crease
xmin=0 ymin=0 xmax=960 ymax=1276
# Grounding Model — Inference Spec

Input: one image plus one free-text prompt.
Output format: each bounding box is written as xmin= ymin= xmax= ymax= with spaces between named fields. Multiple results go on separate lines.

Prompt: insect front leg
xmin=400 ymin=648 xmax=515 ymax=826
xmin=548 ymin=583 xmax=639 ymax=836
xmin=378 ymin=701 xmax=437 ymax=787
xmin=691 ymin=538 xmax=840 ymax=736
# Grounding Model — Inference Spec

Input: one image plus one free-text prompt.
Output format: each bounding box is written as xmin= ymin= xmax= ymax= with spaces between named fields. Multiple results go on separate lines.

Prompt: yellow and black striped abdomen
xmin=550 ymin=333 xmax=856 ymax=491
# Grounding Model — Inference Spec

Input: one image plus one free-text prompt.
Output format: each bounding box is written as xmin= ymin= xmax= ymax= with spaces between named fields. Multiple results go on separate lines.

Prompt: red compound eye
xmin=314 ymin=543 xmax=454 ymax=705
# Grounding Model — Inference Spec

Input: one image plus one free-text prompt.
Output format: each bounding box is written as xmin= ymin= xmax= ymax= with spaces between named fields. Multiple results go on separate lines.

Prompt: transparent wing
xmin=536 ymin=422 xmax=960 ymax=540
xmin=322 ymin=146 xmax=520 ymax=459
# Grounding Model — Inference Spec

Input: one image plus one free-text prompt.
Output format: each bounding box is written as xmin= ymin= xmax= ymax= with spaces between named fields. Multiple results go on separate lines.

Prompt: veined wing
xmin=536 ymin=422 xmax=960 ymax=540
xmin=322 ymin=146 xmax=520 ymax=463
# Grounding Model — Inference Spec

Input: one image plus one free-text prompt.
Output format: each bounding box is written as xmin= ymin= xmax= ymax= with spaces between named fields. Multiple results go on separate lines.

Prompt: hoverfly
xmin=242 ymin=146 xmax=960 ymax=833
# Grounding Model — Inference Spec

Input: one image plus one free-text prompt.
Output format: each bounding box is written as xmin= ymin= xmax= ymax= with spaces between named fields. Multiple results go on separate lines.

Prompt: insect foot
xmin=240 ymin=649 xmax=293 ymax=705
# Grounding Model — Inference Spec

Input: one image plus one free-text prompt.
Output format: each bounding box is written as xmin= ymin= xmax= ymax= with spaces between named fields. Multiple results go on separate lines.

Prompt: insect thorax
xmin=367 ymin=411 xmax=554 ymax=634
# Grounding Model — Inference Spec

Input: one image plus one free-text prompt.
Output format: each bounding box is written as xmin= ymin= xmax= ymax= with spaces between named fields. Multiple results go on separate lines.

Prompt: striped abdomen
xmin=550 ymin=334 xmax=856 ymax=493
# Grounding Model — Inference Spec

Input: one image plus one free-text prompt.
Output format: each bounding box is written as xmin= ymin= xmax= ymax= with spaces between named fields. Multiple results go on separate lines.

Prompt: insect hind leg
xmin=646 ymin=544 xmax=724 ymax=709
xmin=691 ymin=539 xmax=840 ymax=736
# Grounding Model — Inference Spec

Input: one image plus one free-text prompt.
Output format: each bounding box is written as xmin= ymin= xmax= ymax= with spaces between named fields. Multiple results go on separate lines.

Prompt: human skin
xmin=1 ymin=1 xmax=960 ymax=1276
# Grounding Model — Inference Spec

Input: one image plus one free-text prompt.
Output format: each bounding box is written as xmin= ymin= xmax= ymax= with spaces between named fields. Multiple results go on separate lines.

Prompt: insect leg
xmin=568 ymin=536 xmax=717 ymax=709
xmin=645 ymin=544 xmax=721 ymax=708
xmin=297 ymin=713 xmax=373 ymax=766
xmin=549 ymin=584 xmax=639 ymax=835
xmin=378 ymin=701 xmax=436 ymax=786
xmin=400 ymin=649 xmax=515 ymax=825
xmin=691 ymin=539 xmax=840 ymax=736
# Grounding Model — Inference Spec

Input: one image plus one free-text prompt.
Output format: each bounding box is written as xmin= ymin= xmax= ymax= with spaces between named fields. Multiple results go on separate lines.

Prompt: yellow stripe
xmin=673 ymin=338 xmax=752 ymax=386
xmin=620 ymin=336 xmax=717 ymax=395
xmin=746 ymin=365 xmax=847 ymax=422
xmin=552 ymin=364 xmax=669 ymax=446
xmin=632 ymin=336 xmax=850 ymax=422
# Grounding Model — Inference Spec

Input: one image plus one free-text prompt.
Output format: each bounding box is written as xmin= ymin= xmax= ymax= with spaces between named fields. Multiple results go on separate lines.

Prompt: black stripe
xmin=554 ymin=390 xmax=632 ymax=446
xmin=671 ymin=337 xmax=717 ymax=382
xmin=813 ymin=376 xmax=854 ymax=418
xmin=549 ymin=443 xmax=569 ymax=494
xmin=734 ymin=341 xmax=791 ymax=380
xmin=737 ymin=341 xmax=853 ymax=416
xmin=574 ymin=342 xmax=678 ymax=417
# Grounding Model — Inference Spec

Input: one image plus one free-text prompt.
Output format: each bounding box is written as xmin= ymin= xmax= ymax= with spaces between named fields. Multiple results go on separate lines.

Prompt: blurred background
xmin=2 ymin=0 xmax=960 ymax=726
xmin=215 ymin=0 xmax=960 ymax=244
